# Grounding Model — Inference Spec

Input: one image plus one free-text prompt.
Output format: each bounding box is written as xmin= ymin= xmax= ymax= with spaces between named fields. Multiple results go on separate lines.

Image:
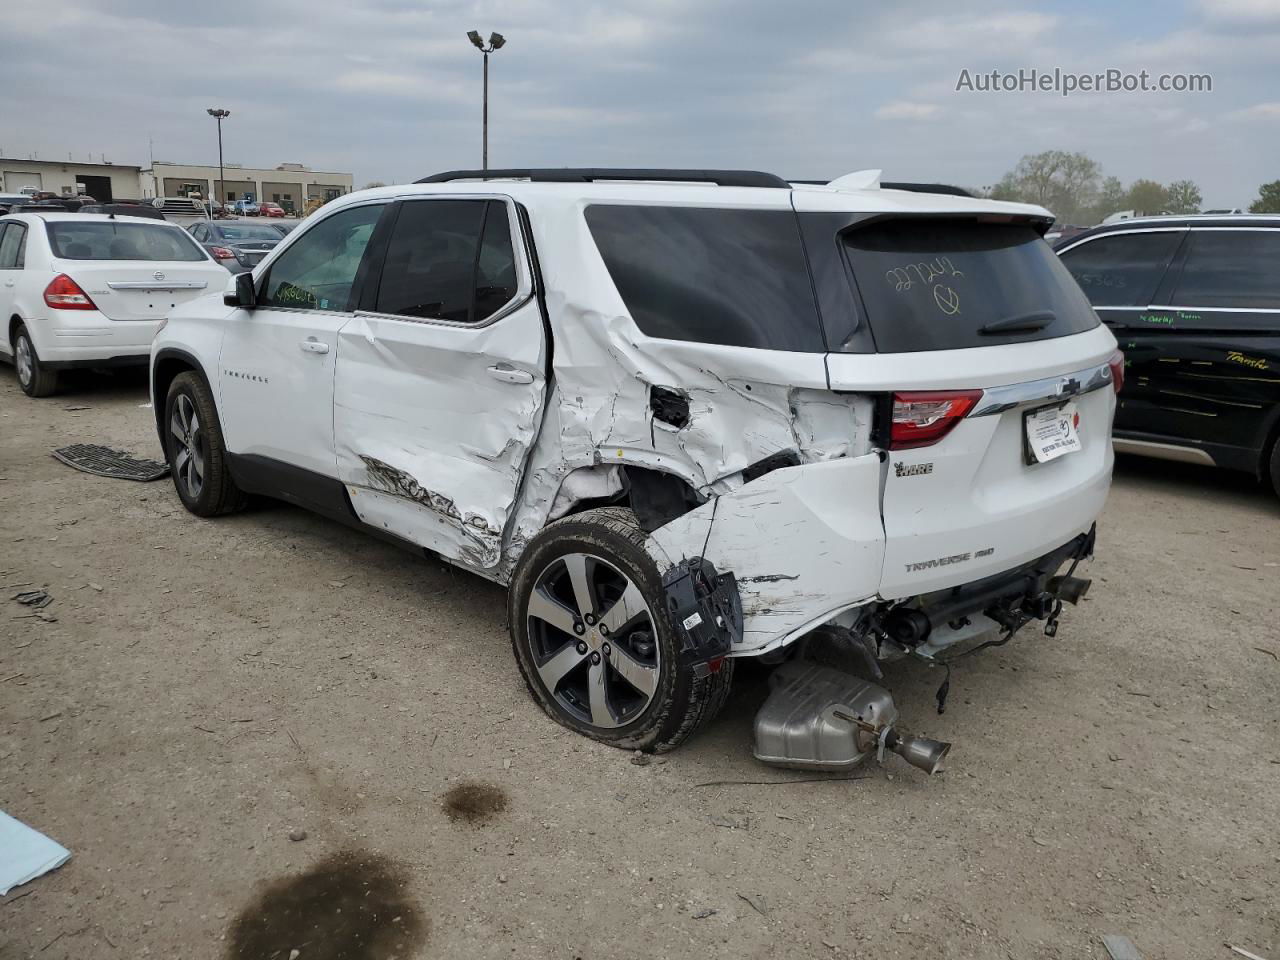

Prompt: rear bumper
xmin=26 ymin=313 xmax=162 ymax=364
xmin=646 ymin=452 xmax=1105 ymax=659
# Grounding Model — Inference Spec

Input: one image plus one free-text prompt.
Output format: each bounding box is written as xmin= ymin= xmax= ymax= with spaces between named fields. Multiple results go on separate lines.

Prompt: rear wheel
xmin=13 ymin=324 xmax=59 ymax=398
xmin=164 ymin=371 xmax=246 ymax=517
xmin=508 ymin=508 xmax=733 ymax=752
xmin=1269 ymin=434 xmax=1280 ymax=500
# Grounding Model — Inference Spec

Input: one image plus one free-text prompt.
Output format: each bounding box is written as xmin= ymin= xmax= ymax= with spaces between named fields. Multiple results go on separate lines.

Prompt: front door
xmin=332 ymin=196 xmax=547 ymax=570
xmin=217 ymin=201 xmax=386 ymax=480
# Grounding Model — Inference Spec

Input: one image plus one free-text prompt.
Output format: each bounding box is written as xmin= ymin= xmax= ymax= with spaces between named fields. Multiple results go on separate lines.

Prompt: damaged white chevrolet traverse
xmin=151 ymin=168 xmax=1118 ymax=771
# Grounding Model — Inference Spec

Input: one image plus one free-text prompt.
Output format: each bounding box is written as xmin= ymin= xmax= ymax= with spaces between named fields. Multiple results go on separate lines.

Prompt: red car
xmin=258 ymin=201 xmax=286 ymax=218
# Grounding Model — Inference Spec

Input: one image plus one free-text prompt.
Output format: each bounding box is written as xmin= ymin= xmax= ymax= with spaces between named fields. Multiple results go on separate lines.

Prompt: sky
xmin=1 ymin=0 xmax=1277 ymax=209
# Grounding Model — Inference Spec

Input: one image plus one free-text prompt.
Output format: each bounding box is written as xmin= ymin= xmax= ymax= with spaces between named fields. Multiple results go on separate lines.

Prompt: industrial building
xmin=0 ymin=155 xmax=354 ymax=214
xmin=0 ymin=158 xmax=143 ymax=202
xmin=142 ymin=161 xmax=354 ymax=214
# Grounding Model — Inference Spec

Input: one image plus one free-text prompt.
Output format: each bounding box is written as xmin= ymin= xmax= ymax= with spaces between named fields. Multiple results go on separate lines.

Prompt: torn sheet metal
xmin=502 ymin=195 xmax=876 ymax=590
xmin=0 ymin=810 xmax=71 ymax=895
xmin=646 ymin=454 xmax=886 ymax=657
xmin=333 ymin=308 xmax=546 ymax=571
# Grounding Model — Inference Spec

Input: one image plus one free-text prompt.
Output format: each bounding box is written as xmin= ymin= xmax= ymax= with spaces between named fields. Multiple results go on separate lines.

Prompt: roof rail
xmin=416 ymin=168 xmax=790 ymax=188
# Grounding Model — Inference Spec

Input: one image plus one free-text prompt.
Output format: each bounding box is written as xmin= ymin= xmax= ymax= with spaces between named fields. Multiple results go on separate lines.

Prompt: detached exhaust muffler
xmin=882 ymin=728 xmax=952 ymax=775
xmin=753 ymin=661 xmax=952 ymax=775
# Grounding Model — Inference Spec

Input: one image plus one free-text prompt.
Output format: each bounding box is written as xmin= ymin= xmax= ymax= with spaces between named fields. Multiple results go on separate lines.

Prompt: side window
xmin=1170 ymin=230 xmax=1280 ymax=309
xmin=259 ymin=203 xmax=384 ymax=312
xmin=584 ymin=204 xmax=826 ymax=351
xmin=0 ymin=223 xmax=23 ymax=269
xmin=475 ymin=204 xmax=518 ymax=319
xmin=1058 ymin=231 xmax=1184 ymax=307
xmin=374 ymin=199 xmax=519 ymax=324
xmin=191 ymin=223 xmax=207 ymax=242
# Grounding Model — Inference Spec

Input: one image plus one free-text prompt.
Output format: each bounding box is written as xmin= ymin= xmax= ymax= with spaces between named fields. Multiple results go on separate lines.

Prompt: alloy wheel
xmin=526 ymin=552 xmax=660 ymax=729
xmin=170 ymin=393 xmax=205 ymax=499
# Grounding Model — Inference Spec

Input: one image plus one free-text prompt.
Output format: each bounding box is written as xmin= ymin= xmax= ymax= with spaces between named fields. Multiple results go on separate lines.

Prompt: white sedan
xmin=0 ymin=211 xmax=227 ymax=397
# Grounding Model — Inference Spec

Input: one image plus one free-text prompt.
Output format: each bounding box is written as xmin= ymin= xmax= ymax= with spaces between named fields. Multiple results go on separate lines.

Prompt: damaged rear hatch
xmin=813 ymin=210 xmax=1118 ymax=597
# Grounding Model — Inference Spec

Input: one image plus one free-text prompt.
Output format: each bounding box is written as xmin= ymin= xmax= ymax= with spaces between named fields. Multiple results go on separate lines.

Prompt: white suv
xmin=150 ymin=169 xmax=1119 ymax=760
xmin=0 ymin=211 xmax=226 ymax=396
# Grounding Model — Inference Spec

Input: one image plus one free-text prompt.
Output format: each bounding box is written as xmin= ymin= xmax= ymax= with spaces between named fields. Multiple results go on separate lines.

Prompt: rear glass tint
xmin=585 ymin=205 xmax=825 ymax=352
xmin=48 ymin=221 xmax=207 ymax=262
xmin=843 ymin=220 xmax=1099 ymax=353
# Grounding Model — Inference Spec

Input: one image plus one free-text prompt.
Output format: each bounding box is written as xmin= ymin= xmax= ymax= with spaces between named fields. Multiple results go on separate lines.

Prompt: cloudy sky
xmin=1 ymin=0 xmax=1277 ymax=207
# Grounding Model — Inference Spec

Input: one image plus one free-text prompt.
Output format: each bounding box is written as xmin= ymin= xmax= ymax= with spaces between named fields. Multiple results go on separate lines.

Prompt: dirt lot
xmin=1 ymin=368 xmax=1277 ymax=960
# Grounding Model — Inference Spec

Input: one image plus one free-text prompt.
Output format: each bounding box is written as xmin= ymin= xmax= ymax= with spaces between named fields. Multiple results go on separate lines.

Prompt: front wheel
xmin=508 ymin=507 xmax=733 ymax=753
xmin=164 ymin=371 xmax=246 ymax=517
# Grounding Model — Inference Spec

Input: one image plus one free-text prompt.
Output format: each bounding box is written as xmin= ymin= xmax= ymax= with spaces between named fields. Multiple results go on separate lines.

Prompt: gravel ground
xmin=1 ymin=368 xmax=1277 ymax=960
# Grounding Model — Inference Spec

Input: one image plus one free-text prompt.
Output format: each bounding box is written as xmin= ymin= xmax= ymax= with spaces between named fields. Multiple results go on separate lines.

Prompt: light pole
xmin=206 ymin=108 xmax=230 ymax=216
xmin=467 ymin=31 xmax=505 ymax=171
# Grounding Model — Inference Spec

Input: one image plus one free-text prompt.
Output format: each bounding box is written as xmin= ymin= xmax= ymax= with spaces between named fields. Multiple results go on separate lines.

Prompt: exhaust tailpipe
xmin=888 ymin=731 xmax=952 ymax=775
xmin=1048 ymin=575 xmax=1091 ymax=605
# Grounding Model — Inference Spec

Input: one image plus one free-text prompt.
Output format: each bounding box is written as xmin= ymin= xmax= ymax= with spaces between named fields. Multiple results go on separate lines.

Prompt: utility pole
xmin=467 ymin=31 xmax=506 ymax=171
xmin=206 ymin=108 xmax=230 ymax=216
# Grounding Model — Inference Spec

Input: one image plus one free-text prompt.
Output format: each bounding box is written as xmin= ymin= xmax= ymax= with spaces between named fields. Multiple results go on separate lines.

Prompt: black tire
xmin=13 ymin=324 xmax=60 ymax=398
xmin=508 ymin=507 xmax=733 ymax=753
xmin=1269 ymin=434 xmax=1280 ymax=500
xmin=163 ymin=371 xmax=247 ymax=517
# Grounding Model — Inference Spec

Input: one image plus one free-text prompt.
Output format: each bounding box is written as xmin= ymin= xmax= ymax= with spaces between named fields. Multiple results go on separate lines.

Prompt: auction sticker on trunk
xmin=1024 ymin=401 xmax=1081 ymax=464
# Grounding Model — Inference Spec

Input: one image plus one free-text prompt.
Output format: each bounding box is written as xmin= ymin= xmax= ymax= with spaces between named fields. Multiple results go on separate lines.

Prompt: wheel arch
xmin=550 ymin=464 xmax=706 ymax=534
xmin=151 ymin=347 xmax=211 ymax=447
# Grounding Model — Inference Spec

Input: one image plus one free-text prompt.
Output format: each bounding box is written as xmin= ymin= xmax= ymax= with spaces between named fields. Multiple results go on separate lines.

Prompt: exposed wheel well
xmin=9 ymin=315 xmax=22 ymax=346
xmin=554 ymin=465 xmax=704 ymax=533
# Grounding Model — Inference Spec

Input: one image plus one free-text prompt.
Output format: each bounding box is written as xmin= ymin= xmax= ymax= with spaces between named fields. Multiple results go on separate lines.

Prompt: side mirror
xmin=224 ymin=271 xmax=257 ymax=309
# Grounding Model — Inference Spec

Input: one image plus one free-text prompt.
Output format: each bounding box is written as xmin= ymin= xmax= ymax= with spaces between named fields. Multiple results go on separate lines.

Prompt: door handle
xmin=486 ymin=363 xmax=534 ymax=385
xmin=300 ymin=338 xmax=330 ymax=355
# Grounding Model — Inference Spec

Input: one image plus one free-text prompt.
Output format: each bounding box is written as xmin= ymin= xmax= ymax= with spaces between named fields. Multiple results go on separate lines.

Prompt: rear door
xmin=332 ymin=196 xmax=546 ymax=570
xmin=44 ymin=219 xmax=220 ymax=318
xmin=821 ymin=216 xmax=1118 ymax=597
xmin=1056 ymin=227 xmax=1188 ymax=443
xmin=217 ymin=200 xmax=387 ymax=479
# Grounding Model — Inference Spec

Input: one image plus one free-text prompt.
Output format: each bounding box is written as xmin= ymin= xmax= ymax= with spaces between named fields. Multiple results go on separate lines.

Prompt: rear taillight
xmin=889 ymin=390 xmax=983 ymax=450
xmin=1108 ymin=350 xmax=1126 ymax=395
xmin=44 ymin=274 xmax=97 ymax=310
xmin=210 ymin=246 xmax=236 ymax=260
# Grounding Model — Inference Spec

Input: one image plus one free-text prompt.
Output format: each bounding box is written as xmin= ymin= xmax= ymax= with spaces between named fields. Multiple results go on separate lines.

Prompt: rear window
xmin=48 ymin=221 xmax=207 ymax=262
xmin=842 ymin=220 xmax=1099 ymax=353
xmin=584 ymin=205 xmax=825 ymax=352
xmin=216 ymin=224 xmax=283 ymax=241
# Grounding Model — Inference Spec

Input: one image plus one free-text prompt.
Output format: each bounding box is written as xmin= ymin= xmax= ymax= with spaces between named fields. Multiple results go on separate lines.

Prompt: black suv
xmin=1056 ymin=216 xmax=1280 ymax=496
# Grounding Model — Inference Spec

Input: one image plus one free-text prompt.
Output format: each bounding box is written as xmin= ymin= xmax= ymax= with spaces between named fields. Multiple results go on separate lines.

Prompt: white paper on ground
xmin=0 ymin=810 xmax=71 ymax=895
